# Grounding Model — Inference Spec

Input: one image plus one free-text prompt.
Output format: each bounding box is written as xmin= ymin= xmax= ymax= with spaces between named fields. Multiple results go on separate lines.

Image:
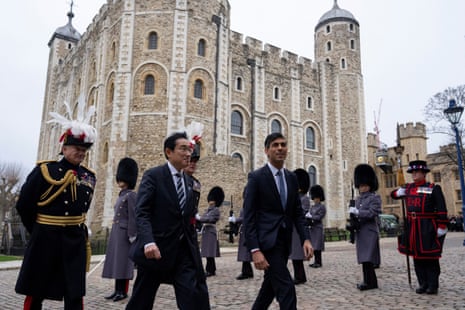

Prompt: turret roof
xmin=48 ymin=10 xmax=81 ymax=47
xmin=315 ymin=0 xmax=358 ymax=30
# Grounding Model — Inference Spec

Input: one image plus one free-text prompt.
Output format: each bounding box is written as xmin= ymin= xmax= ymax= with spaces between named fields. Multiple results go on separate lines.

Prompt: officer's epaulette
xmin=80 ymin=165 xmax=96 ymax=175
xmin=36 ymin=159 xmax=57 ymax=166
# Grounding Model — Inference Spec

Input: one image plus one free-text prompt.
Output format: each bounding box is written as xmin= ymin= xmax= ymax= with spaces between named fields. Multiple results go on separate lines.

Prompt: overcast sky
xmin=1 ymin=0 xmax=464 ymax=173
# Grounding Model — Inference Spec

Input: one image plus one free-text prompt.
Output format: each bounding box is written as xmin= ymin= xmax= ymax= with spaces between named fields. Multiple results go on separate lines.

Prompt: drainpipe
xmin=246 ymin=58 xmax=256 ymax=171
xmin=211 ymin=15 xmax=222 ymax=153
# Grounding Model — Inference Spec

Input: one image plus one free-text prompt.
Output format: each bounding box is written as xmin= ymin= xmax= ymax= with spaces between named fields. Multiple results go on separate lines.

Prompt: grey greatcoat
xmin=309 ymin=202 xmax=326 ymax=251
xmin=102 ymin=189 xmax=137 ymax=280
xmin=290 ymin=194 xmax=311 ymax=260
xmin=199 ymin=205 xmax=220 ymax=258
xmin=236 ymin=209 xmax=252 ymax=262
xmin=354 ymin=191 xmax=382 ymax=265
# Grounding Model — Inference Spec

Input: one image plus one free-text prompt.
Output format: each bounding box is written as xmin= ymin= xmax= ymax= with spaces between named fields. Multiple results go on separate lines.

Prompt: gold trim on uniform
xmin=38 ymin=163 xmax=77 ymax=206
xmin=36 ymin=213 xmax=86 ymax=226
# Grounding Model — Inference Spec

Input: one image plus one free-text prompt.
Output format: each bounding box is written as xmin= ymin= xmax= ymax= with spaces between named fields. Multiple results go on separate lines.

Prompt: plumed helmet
xmin=191 ymin=143 xmax=201 ymax=161
xmin=207 ymin=186 xmax=225 ymax=207
xmin=294 ymin=168 xmax=310 ymax=194
xmin=354 ymin=164 xmax=379 ymax=192
xmin=310 ymin=185 xmax=325 ymax=202
xmin=116 ymin=157 xmax=139 ymax=189
xmin=185 ymin=121 xmax=203 ymax=161
xmin=407 ymin=160 xmax=430 ymax=173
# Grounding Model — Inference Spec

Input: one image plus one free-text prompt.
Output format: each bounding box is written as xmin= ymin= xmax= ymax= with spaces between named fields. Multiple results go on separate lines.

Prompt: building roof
xmin=48 ymin=11 xmax=81 ymax=46
xmin=315 ymin=0 xmax=359 ymax=30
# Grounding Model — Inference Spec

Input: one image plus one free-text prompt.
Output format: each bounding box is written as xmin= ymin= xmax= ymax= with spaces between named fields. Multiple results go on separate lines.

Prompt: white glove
xmin=349 ymin=207 xmax=359 ymax=215
xmin=229 ymin=215 xmax=236 ymax=223
xmin=437 ymin=227 xmax=448 ymax=237
xmin=195 ymin=213 xmax=201 ymax=220
xmin=305 ymin=212 xmax=312 ymax=219
xmin=396 ymin=188 xmax=406 ymax=197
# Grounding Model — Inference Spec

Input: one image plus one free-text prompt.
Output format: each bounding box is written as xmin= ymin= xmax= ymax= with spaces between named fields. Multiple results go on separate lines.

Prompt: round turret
xmin=315 ymin=0 xmax=358 ymax=31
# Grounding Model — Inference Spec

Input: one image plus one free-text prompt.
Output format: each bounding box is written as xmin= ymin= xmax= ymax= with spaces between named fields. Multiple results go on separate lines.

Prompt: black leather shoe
xmin=205 ymin=272 xmax=216 ymax=277
xmin=426 ymin=288 xmax=438 ymax=295
xmin=236 ymin=274 xmax=253 ymax=280
xmin=104 ymin=292 xmax=117 ymax=300
xmin=415 ymin=286 xmax=427 ymax=294
xmin=309 ymin=263 xmax=322 ymax=268
xmin=357 ymin=283 xmax=378 ymax=291
xmin=113 ymin=293 xmax=128 ymax=302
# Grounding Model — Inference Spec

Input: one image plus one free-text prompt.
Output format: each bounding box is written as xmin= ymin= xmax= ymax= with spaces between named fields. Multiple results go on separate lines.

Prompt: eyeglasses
xmin=177 ymin=145 xmax=193 ymax=154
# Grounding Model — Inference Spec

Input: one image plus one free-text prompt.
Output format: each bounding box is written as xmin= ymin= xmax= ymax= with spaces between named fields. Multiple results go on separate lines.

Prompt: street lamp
xmin=443 ymin=98 xmax=465 ymax=239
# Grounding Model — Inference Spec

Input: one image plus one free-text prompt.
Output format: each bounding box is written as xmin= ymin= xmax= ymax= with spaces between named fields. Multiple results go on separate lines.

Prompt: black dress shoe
xmin=309 ymin=263 xmax=322 ymax=268
xmin=426 ymin=288 xmax=438 ymax=295
xmin=205 ymin=272 xmax=216 ymax=277
xmin=236 ymin=274 xmax=253 ymax=280
xmin=113 ymin=293 xmax=128 ymax=302
xmin=104 ymin=292 xmax=117 ymax=300
xmin=357 ymin=283 xmax=378 ymax=291
xmin=415 ymin=286 xmax=427 ymax=294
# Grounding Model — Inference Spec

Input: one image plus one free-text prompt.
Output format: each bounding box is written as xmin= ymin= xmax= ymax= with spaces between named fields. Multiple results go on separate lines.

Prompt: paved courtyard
xmin=1 ymin=232 xmax=465 ymax=309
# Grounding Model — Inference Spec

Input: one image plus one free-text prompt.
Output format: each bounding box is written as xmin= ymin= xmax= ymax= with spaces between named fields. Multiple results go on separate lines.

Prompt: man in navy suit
xmin=243 ymin=132 xmax=313 ymax=310
xmin=126 ymin=132 xmax=210 ymax=310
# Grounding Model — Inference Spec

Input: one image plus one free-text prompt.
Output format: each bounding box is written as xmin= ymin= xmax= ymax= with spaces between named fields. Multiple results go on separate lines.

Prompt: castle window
xmin=326 ymin=41 xmax=332 ymax=52
xmin=194 ymin=79 xmax=204 ymax=99
xmin=198 ymin=39 xmax=206 ymax=57
xmin=273 ymin=87 xmax=281 ymax=100
xmin=231 ymin=111 xmax=243 ymax=135
xmin=456 ymin=190 xmax=462 ymax=201
xmin=306 ymin=127 xmax=315 ymax=149
xmin=326 ymin=58 xmax=330 ymax=63
xmin=144 ymin=75 xmax=155 ymax=95
xmin=148 ymin=32 xmax=158 ymax=49
xmin=307 ymin=96 xmax=313 ymax=110
xmin=326 ymin=25 xmax=331 ymax=33
xmin=271 ymin=120 xmax=282 ymax=133
xmin=236 ymin=77 xmax=243 ymax=91
xmin=68 ymin=43 xmax=72 ymax=49
xmin=349 ymin=23 xmax=354 ymax=32
xmin=350 ymin=39 xmax=355 ymax=50
xmin=308 ymin=165 xmax=317 ymax=186
xmin=111 ymin=41 xmax=116 ymax=61
xmin=433 ymin=172 xmax=441 ymax=183
xmin=341 ymin=58 xmax=346 ymax=69
xmin=232 ymin=152 xmax=243 ymax=163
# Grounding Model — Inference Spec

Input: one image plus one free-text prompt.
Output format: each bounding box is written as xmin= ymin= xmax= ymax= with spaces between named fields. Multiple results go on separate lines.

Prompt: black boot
xmin=113 ymin=279 xmax=128 ymax=302
xmin=292 ymin=260 xmax=307 ymax=284
xmin=236 ymin=262 xmax=254 ymax=279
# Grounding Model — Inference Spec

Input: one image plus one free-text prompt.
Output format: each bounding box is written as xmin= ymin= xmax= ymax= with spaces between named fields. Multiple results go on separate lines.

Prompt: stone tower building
xmin=38 ymin=0 xmax=366 ymax=233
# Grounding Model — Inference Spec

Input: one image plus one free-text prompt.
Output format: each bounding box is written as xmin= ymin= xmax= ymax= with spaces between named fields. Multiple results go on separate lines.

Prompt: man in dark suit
xmin=243 ymin=132 xmax=313 ymax=310
xmin=126 ymin=132 xmax=210 ymax=310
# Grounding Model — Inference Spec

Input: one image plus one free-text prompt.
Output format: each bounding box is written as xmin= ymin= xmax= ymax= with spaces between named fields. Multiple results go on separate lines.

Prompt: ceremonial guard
xmin=307 ymin=185 xmax=326 ymax=268
xmin=15 ymin=97 xmax=97 ymax=310
xmin=289 ymin=169 xmax=311 ymax=284
xmin=391 ymin=160 xmax=448 ymax=295
xmin=349 ymin=164 xmax=381 ymax=291
xmin=102 ymin=157 xmax=139 ymax=302
xmin=196 ymin=186 xmax=224 ymax=277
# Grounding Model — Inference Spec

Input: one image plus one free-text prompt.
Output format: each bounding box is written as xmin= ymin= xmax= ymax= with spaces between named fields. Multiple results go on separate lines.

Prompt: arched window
xmin=231 ymin=111 xmax=243 ymax=135
xmin=350 ymin=39 xmax=355 ymax=50
xmin=308 ymin=166 xmax=317 ymax=187
xmin=326 ymin=25 xmax=331 ymax=33
xmin=306 ymin=127 xmax=315 ymax=149
xmin=326 ymin=41 xmax=332 ymax=52
xmin=232 ymin=152 xmax=243 ymax=163
xmin=341 ymin=58 xmax=346 ymax=69
xmin=273 ymin=87 xmax=280 ymax=100
xmin=111 ymin=41 xmax=116 ymax=61
xmin=194 ymin=79 xmax=204 ymax=99
xmin=144 ymin=75 xmax=155 ymax=95
xmin=236 ymin=77 xmax=243 ymax=91
xmin=271 ymin=120 xmax=282 ymax=133
xmin=148 ymin=32 xmax=158 ymax=49
xmin=198 ymin=39 xmax=206 ymax=56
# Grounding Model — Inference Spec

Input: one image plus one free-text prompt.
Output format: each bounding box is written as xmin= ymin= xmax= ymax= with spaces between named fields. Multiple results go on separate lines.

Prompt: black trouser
xmin=242 ymin=261 xmax=253 ymax=276
xmin=292 ymin=260 xmax=306 ymax=282
xmin=414 ymin=259 xmax=440 ymax=290
xmin=115 ymin=279 xmax=129 ymax=294
xmin=205 ymin=257 xmax=216 ymax=274
xmin=24 ymin=296 xmax=83 ymax=310
xmin=314 ymin=250 xmax=322 ymax=265
xmin=362 ymin=262 xmax=378 ymax=288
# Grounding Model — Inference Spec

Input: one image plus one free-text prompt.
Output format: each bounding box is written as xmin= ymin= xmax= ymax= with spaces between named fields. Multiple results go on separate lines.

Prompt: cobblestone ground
xmin=1 ymin=232 xmax=465 ymax=309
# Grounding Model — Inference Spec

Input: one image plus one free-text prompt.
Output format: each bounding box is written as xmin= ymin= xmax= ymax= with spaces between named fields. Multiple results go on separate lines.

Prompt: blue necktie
xmin=175 ymin=173 xmax=185 ymax=211
xmin=277 ymin=170 xmax=286 ymax=209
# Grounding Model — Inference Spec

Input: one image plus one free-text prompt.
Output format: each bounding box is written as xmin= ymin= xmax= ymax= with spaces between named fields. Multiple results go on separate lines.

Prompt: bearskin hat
xmin=354 ymin=164 xmax=378 ymax=192
xmin=294 ymin=168 xmax=310 ymax=194
xmin=310 ymin=185 xmax=325 ymax=202
xmin=207 ymin=186 xmax=225 ymax=207
xmin=116 ymin=157 xmax=139 ymax=190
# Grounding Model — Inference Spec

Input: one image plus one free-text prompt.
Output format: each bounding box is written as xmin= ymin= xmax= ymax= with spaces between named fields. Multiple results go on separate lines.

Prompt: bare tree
xmin=0 ymin=162 xmax=24 ymax=225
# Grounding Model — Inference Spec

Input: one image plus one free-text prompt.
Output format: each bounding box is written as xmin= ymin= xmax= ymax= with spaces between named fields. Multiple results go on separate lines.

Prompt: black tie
xmin=277 ymin=170 xmax=286 ymax=209
xmin=175 ymin=173 xmax=185 ymax=211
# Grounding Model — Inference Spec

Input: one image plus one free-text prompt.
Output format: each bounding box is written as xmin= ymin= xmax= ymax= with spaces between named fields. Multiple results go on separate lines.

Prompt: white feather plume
xmin=184 ymin=121 xmax=204 ymax=145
